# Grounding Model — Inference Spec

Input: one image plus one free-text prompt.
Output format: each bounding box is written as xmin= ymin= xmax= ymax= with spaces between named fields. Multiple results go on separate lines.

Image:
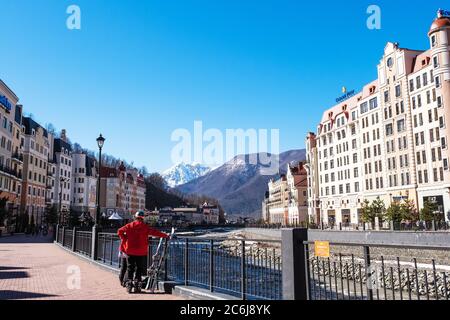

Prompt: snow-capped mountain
xmin=162 ymin=163 xmax=211 ymax=188
xmin=176 ymin=150 xmax=306 ymax=217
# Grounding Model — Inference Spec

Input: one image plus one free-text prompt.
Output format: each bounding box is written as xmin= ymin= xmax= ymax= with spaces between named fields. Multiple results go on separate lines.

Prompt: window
xmin=395 ymin=85 xmax=401 ymax=98
xmin=423 ymin=73 xmax=428 ymax=86
xmin=369 ymin=98 xmax=378 ymax=110
xmin=360 ymin=102 xmax=368 ymax=114
xmin=432 ymin=35 xmax=437 ymax=47
xmin=397 ymin=119 xmax=406 ymax=132
xmin=409 ymin=79 xmax=414 ymax=92
xmin=434 ymin=56 xmax=439 ymax=68
xmin=384 ymin=91 xmax=390 ymax=103
xmin=385 ymin=124 xmax=393 ymax=136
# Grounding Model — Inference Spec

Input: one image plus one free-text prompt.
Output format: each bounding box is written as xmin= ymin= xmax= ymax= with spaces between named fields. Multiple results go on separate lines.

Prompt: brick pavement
xmin=0 ymin=235 xmax=183 ymax=300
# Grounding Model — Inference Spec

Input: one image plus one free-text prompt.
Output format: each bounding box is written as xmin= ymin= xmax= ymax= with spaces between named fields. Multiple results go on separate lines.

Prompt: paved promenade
xmin=0 ymin=235 xmax=182 ymax=300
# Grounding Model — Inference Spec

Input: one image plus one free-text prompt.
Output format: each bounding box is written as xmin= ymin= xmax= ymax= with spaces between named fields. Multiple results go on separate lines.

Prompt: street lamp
xmin=58 ymin=177 xmax=68 ymax=225
xmin=96 ymin=134 xmax=105 ymax=226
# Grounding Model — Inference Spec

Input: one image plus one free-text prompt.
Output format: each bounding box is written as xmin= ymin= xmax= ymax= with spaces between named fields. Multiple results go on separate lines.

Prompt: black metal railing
xmin=97 ymin=233 xmax=121 ymax=267
xmin=53 ymin=225 xmax=450 ymax=301
xmin=158 ymin=237 xmax=282 ymax=300
xmin=0 ymin=164 xmax=22 ymax=179
xmin=57 ymin=227 xmax=63 ymax=245
xmin=63 ymin=229 xmax=73 ymax=249
xmin=304 ymin=241 xmax=450 ymax=301
xmin=75 ymin=231 xmax=92 ymax=256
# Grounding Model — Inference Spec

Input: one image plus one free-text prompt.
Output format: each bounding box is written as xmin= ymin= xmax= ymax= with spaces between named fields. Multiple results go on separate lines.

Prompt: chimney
xmin=61 ymin=129 xmax=67 ymax=142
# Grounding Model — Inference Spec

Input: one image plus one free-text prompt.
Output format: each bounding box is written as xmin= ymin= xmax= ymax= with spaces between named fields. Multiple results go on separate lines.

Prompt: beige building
xmin=263 ymin=163 xmax=308 ymax=226
xmin=305 ymin=132 xmax=320 ymax=224
xmin=307 ymin=10 xmax=450 ymax=225
xmin=100 ymin=162 xmax=146 ymax=219
xmin=71 ymin=152 xmax=98 ymax=218
xmin=21 ymin=117 xmax=50 ymax=224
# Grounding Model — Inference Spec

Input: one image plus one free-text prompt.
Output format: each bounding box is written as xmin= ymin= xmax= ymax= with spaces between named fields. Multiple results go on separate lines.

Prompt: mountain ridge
xmin=175 ymin=149 xmax=306 ymax=218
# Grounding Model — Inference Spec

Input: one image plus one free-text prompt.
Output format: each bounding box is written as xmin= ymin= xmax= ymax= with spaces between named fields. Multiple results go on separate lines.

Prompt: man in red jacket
xmin=118 ymin=211 xmax=169 ymax=293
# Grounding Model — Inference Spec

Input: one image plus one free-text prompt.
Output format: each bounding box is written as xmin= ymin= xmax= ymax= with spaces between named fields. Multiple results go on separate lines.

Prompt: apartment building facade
xmin=99 ymin=162 xmax=146 ymax=219
xmin=307 ymin=10 xmax=450 ymax=225
xmin=262 ymin=163 xmax=308 ymax=225
xmin=52 ymin=131 xmax=73 ymax=215
xmin=0 ymin=81 xmax=23 ymax=218
xmin=21 ymin=117 xmax=50 ymax=224
xmin=71 ymin=152 xmax=97 ymax=218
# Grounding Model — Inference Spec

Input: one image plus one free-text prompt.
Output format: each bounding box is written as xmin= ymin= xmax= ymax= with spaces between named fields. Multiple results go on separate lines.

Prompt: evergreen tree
xmin=360 ymin=200 xmax=373 ymax=224
xmin=385 ymin=202 xmax=402 ymax=223
xmin=0 ymin=198 xmax=8 ymax=227
xmin=400 ymin=200 xmax=419 ymax=222
xmin=420 ymin=200 xmax=440 ymax=222
xmin=44 ymin=206 xmax=58 ymax=225
xmin=371 ymin=197 xmax=386 ymax=222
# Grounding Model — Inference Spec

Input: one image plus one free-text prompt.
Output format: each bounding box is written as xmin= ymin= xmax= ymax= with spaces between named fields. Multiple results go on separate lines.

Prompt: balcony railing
xmin=12 ymin=152 xmax=24 ymax=162
xmin=0 ymin=164 xmax=22 ymax=179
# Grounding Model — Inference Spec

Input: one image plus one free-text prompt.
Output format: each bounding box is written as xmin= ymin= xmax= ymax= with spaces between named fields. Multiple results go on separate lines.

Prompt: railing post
xmin=282 ymin=228 xmax=308 ymax=300
xmin=432 ymin=220 xmax=437 ymax=231
xmin=363 ymin=246 xmax=374 ymax=300
xmin=72 ymin=227 xmax=77 ymax=252
xmin=61 ymin=226 xmax=66 ymax=247
xmin=241 ymin=240 xmax=246 ymax=300
xmin=339 ymin=222 xmax=342 ymax=231
xmin=184 ymin=238 xmax=189 ymax=286
xmin=91 ymin=225 xmax=98 ymax=261
xmin=55 ymin=224 xmax=59 ymax=243
xmin=109 ymin=235 xmax=114 ymax=265
xmin=210 ymin=240 xmax=214 ymax=292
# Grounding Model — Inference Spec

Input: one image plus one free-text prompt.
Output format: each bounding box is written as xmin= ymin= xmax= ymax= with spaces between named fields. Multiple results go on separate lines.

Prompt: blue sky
xmin=0 ymin=0 xmax=447 ymax=172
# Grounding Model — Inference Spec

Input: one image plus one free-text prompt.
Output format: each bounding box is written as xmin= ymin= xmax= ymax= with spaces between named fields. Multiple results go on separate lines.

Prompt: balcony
xmin=0 ymin=164 xmax=22 ymax=180
xmin=12 ymin=152 xmax=24 ymax=163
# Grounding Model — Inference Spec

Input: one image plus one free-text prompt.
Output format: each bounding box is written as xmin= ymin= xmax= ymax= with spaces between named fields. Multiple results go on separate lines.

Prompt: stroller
xmin=143 ymin=228 xmax=176 ymax=293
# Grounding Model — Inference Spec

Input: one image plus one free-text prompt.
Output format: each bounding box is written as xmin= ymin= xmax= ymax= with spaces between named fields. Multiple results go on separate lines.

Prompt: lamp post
xmin=96 ymin=134 xmax=105 ymax=226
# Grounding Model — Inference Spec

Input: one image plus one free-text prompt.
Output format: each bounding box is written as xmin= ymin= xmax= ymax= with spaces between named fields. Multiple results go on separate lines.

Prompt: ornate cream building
xmin=262 ymin=162 xmax=308 ymax=226
xmin=306 ymin=10 xmax=450 ymax=225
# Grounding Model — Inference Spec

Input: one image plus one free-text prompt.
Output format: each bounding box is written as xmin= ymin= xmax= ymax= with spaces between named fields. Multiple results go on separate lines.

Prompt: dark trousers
xmin=127 ymin=256 xmax=146 ymax=282
xmin=119 ymin=258 xmax=128 ymax=285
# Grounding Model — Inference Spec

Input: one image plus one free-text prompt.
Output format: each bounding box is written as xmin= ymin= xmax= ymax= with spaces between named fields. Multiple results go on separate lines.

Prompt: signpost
xmin=314 ymin=241 xmax=330 ymax=258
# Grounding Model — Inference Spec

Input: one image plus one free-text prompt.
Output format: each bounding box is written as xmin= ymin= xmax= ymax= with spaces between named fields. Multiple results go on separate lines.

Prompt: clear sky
xmin=0 ymin=0 xmax=447 ymax=172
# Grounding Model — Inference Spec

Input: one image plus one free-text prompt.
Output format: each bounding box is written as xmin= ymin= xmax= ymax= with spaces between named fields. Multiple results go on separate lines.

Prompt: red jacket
xmin=117 ymin=220 xmax=169 ymax=256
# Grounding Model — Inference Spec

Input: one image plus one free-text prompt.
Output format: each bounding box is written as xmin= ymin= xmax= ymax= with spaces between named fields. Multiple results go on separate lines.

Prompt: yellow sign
xmin=314 ymin=241 xmax=330 ymax=258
